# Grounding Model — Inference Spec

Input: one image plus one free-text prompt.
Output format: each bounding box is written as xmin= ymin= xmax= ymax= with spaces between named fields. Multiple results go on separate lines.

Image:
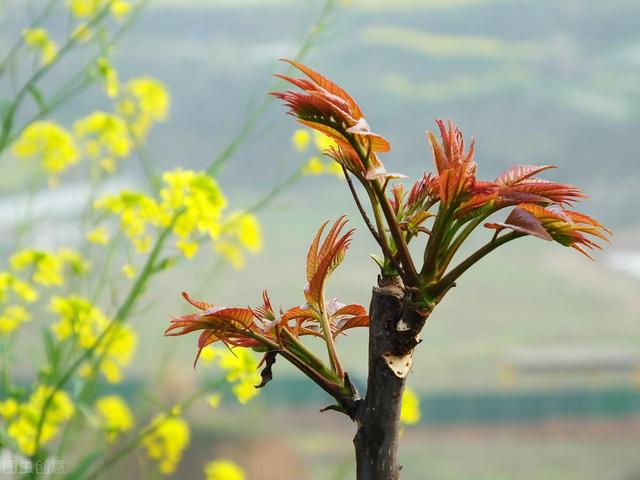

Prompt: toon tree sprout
xmin=167 ymin=60 xmax=611 ymax=480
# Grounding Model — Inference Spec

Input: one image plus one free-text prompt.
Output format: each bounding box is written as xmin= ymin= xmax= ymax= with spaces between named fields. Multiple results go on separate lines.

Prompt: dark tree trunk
xmin=353 ymin=276 xmax=429 ymax=480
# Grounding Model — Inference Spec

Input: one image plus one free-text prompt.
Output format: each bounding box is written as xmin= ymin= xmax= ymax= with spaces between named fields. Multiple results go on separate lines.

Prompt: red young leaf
xmin=426 ymin=120 xmax=478 ymax=207
xmin=495 ymin=165 xmax=556 ymax=187
xmin=485 ymin=207 xmax=552 ymax=241
xmin=181 ymin=291 xmax=215 ymax=311
xmin=333 ymin=304 xmax=367 ymax=318
xmin=306 ymin=220 xmax=328 ymax=283
xmin=306 ymin=217 xmax=354 ymax=306
xmin=281 ymin=58 xmax=364 ymax=119
xmin=334 ymin=315 xmax=369 ymax=336
xmin=326 ymin=145 xmax=366 ymax=176
xmin=501 ymin=203 xmax=612 ymax=258
xmin=201 ymin=307 xmax=255 ymax=329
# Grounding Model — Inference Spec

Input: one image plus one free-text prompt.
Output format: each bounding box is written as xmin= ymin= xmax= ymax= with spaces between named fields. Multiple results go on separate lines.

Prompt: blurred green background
xmin=2 ymin=0 xmax=639 ymax=478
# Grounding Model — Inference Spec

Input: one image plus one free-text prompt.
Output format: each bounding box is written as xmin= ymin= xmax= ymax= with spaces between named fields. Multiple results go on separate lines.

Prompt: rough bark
xmin=353 ymin=276 xmax=429 ymax=480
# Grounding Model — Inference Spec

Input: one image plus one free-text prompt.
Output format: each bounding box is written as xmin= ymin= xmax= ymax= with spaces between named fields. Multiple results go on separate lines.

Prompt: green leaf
xmin=370 ymin=253 xmax=385 ymax=269
xmin=42 ymin=329 xmax=60 ymax=379
xmin=27 ymin=84 xmax=46 ymax=113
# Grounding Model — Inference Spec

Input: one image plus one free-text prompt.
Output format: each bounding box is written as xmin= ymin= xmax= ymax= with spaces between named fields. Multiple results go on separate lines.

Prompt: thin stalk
xmin=1 ymin=0 xmax=148 ymax=152
xmin=84 ymin=379 xmax=225 ymax=480
xmin=317 ymin=287 xmax=344 ymax=379
xmin=438 ymin=212 xmax=493 ymax=274
xmin=372 ymin=180 xmax=420 ymax=285
xmin=429 ymin=231 xmax=524 ymax=298
xmin=29 ymin=213 xmax=179 ymax=470
xmin=0 ymin=0 xmax=57 ymax=75
xmin=0 ymin=2 xmax=114 ymax=151
xmin=207 ymin=0 xmax=337 ymax=177
xmin=279 ymin=328 xmax=334 ymax=379
xmin=1 ymin=336 xmax=11 ymax=393
xmin=244 ymin=329 xmax=344 ymax=399
xmin=348 ymin=139 xmax=420 ymax=285
xmin=421 ymin=203 xmax=452 ymax=279
xmin=123 ymin=117 xmax=161 ymax=194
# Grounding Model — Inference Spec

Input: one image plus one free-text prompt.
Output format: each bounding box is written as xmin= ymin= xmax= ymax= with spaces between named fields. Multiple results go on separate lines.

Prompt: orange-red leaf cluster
xmin=165 ymin=218 xmax=368 ymax=366
xmin=272 ymin=59 xmax=401 ymax=180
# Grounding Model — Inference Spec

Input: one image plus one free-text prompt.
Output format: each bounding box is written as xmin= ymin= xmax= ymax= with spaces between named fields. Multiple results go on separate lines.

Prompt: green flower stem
xmin=27 ymin=0 xmax=334 ymax=472
xmin=2 ymin=0 xmax=148 ymax=153
xmin=429 ymin=231 xmax=524 ymax=300
xmin=1 ymin=335 xmax=11 ymax=393
xmin=207 ymin=0 xmax=337 ymax=178
xmin=0 ymin=0 xmax=57 ymax=75
xmin=83 ymin=378 xmax=226 ymax=480
xmin=0 ymin=2 xmax=115 ymax=152
xmin=28 ymin=212 xmax=180 ymax=473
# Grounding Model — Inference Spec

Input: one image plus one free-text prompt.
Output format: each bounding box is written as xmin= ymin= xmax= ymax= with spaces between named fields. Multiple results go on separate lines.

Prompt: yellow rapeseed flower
xmin=87 ymin=226 xmax=110 ymax=245
xmin=22 ymin=28 xmax=57 ymax=65
xmin=294 ymin=129 xmax=344 ymax=179
xmin=291 ymin=128 xmax=310 ymax=152
xmin=206 ymin=394 xmax=222 ymax=409
xmin=96 ymin=324 xmax=136 ymax=383
xmin=5 ymin=385 xmax=74 ymax=455
xmin=95 ymin=395 xmax=134 ymax=442
xmin=50 ymin=295 xmax=136 ymax=383
xmin=133 ymin=235 xmax=152 ymax=254
xmin=302 ymin=156 xmax=325 ymax=176
xmin=400 ymin=386 xmax=421 ymax=425
xmin=212 ymin=212 xmax=262 ymax=269
xmin=0 ymin=305 xmax=31 ymax=335
xmin=218 ymin=348 xmax=261 ymax=404
xmin=67 ymin=0 xmax=130 ymax=20
xmin=118 ymin=76 xmax=170 ymax=140
xmin=142 ymin=414 xmax=190 ymax=474
xmin=10 ymin=248 xmax=86 ymax=286
xmin=121 ymin=263 xmax=136 ymax=279
xmin=160 ymin=169 xmax=230 ymax=258
xmin=204 ymin=460 xmax=246 ymax=480
xmin=176 ymin=239 xmax=198 ymax=259
xmin=50 ymin=295 xmax=107 ymax=347
xmin=94 ymin=191 xmax=167 ymax=243
xmin=58 ymin=248 xmax=91 ymax=275
xmin=199 ymin=345 xmax=219 ymax=364
xmin=222 ymin=212 xmax=262 ymax=253
xmin=213 ymin=241 xmax=245 ymax=270
xmin=313 ymin=130 xmax=337 ymax=151
xmin=96 ymin=57 xmax=119 ymax=98
xmin=13 ymin=122 xmax=78 ymax=176
xmin=325 ymin=160 xmax=344 ymax=178
xmin=0 ymin=272 xmax=38 ymax=303
xmin=75 ymin=111 xmax=132 ymax=173
xmin=0 ymin=398 xmax=19 ymax=419
xmin=111 ymin=0 xmax=132 ymax=20
xmin=67 ymin=0 xmax=102 ymax=17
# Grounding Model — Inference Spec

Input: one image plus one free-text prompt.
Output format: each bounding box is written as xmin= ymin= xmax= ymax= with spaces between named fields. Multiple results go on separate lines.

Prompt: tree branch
xmin=428 ymin=231 xmax=524 ymax=299
xmin=343 ymin=166 xmax=404 ymax=276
